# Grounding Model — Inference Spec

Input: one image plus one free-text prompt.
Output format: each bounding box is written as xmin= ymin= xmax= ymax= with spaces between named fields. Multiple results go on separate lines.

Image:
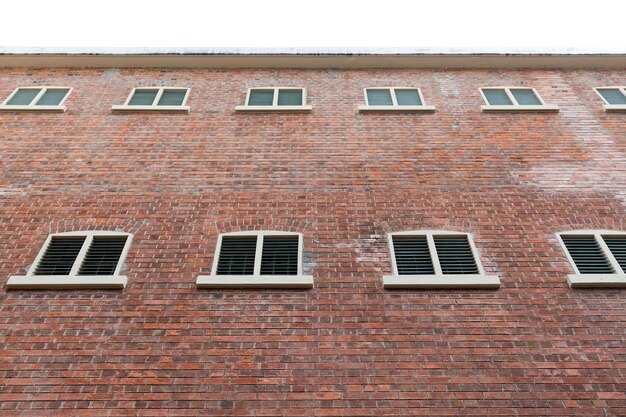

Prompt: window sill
xmin=358 ymin=105 xmax=436 ymax=113
xmin=0 ymin=105 xmax=67 ymax=113
xmin=6 ymin=275 xmax=127 ymax=289
xmin=567 ymin=274 xmax=626 ymax=288
xmin=196 ymin=275 xmax=314 ymax=289
xmin=111 ymin=105 xmax=190 ymax=113
xmin=603 ymin=104 xmax=626 ymax=112
xmin=235 ymin=105 xmax=312 ymax=113
xmin=383 ymin=275 xmax=500 ymax=289
xmin=481 ymin=104 xmax=560 ymax=113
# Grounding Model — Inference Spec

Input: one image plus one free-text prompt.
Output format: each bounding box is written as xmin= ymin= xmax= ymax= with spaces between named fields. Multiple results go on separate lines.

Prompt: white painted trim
xmin=11 ymin=230 xmax=133 ymax=290
xmin=235 ymin=105 xmax=312 ymax=112
xmin=196 ymin=275 xmax=314 ymax=289
xmin=567 ymin=274 xmax=626 ymax=288
xmin=112 ymin=87 xmax=190 ymax=112
xmin=593 ymin=87 xmax=626 ymax=112
xmin=0 ymin=86 xmax=72 ymax=112
xmin=479 ymin=87 xmax=559 ymax=112
xmin=361 ymin=87 xmax=435 ymax=112
xmin=383 ymin=275 xmax=500 ymax=289
xmin=481 ymin=104 xmax=560 ymax=112
xmin=238 ymin=87 xmax=310 ymax=112
xmin=6 ymin=275 xmax=127 ymax=289
xmin=200 ymin=231 xmax=310 ymax=288
xmin=358 ymin=105 xmax=436 ymax=113
xmin=556 ymin=231 xmax=626 ymax=278
xmin=386 ymin=231 xmax=494 ymax=289
xmin=111 ymin=105 xmax=190 ymax=113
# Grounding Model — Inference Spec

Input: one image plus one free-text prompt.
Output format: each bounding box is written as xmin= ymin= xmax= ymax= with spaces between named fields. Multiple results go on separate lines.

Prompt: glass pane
xmin=248 ymin=89 xmax=274 ymax=105
xmin=36 ymin=89 xmax=70 ymax=106
xmin=6 ymin=88 xmax=40 ymax=105
xmin=366 ymin=89 xmax=393 ymax=105
xmin=158 ymin=90 xmax=186 ymax=106
xmin=597 ymin=88 xmax=626 ymax=105
xmin=482 ymin=89 xmax=512 ymax=105
xmin=511 ymin=89 xmax=542 ymax=105
xmin=395 ymin=89 xmax=422 ymax=106
xmin=128 ymin=89 xmax=158 ymax=105
xmin=277 ymin=89 xmax=303 ymax=106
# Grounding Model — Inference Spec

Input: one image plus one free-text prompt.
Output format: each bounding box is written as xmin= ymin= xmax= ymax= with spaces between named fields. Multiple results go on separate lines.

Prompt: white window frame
xmin=235 ymin=87 xmax=312 ymax=112
xmin=593 ymin=87 xmax=626 ymax=112
xmin=7 ymin=231 xmax=133 ymax=289
xmin=480 ymin=87 xmax=559 ymax=112
xmin=0 ymin=86 xmax=72 ymax=112
xmin=111 ymin=87 xmax=190 ymax=112
xmin=359 ymin=87 xmax=436 ymax=112
xmin=556 ymin=230 xmax=626 ymax=288
xmin=383 ymin=231 xmax=500 ymax=289
xmin=196 ymin=231 xmax=313 ymax=288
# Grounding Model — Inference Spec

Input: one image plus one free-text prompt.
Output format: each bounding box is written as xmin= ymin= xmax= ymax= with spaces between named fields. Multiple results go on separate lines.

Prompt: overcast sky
xmin=1 ymin=0 xmax=624 ymax=49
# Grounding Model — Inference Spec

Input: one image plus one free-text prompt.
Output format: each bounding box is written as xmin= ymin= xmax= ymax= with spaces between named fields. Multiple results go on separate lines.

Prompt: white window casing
xmin=7 ymin=231 xmax=132 ymax=289
xmin=358 ymin=87 xmax=436 ymax=112
xmin=196 ymin=231 xmax=314 ymax=288
xmin=235 ymin=87 xmax=312 ymax=112
xmin=111 ymin=87 xmax=190 ymax=112
xmin=593 ymin=87 xmax=626 ymax=112
xmin=480 ymin=87 xmax=560 ymax=112
xmin=556 ymin=230 xmax=626 ymax=288
xmin=383 ymin=231 xmax=500 ymax=289
xmin=0 ymin=86 xmax=72 ymax=112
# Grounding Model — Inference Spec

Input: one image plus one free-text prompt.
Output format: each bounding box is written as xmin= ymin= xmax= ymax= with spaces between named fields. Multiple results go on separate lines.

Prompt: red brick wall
xmin=0 ymin=67 xmax=625 ymax=416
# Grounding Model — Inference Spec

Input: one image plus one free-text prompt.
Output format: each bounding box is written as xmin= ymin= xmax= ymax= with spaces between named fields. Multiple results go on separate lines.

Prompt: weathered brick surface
xmin=0 ymin=67 xmax=625 ymax=416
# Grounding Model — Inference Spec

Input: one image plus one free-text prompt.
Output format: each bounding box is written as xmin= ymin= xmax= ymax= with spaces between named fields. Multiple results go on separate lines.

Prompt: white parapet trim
xmin=383 ymin=274 xmax=500 ymax=289
xmin=6 ymin=275 xmax=128 ymax=289
xmin=196 ymin=275 xmax=314 ymax=289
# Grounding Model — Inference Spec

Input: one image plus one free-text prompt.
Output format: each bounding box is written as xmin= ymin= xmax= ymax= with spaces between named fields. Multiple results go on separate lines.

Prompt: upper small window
xmin=0 ymin=87 xmax=71 ymax=112
xmin=111 ymin=87 xmax=190 ymax=112
xmin=235 ymin=88 xmax=312 ymax=112
xmin=594 ymin=87 xmax=626 ymax=112
xmin=480 ymin=87 xmax=559 ymax=112
xmin=6 ymin=231 xmax=132 ymax=289
xmin=359 ymin=88 xmax=436 ymax=112
xmin=384 ymin=231 xmax=499 ymax=289
xmin=558 ymin=231 xmax=626 ymax=288
xmin=196 ymin=231 xmax=313 ymax=288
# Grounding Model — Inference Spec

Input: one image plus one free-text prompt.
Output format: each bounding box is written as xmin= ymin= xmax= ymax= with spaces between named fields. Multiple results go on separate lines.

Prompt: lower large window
xmin=558 ymin=231 xmax=626 ymax=288
xmin=196 ymin=231 xmax=314 ymax=288
xmin=383 ymin=231 xmax=499 ymax=289
xmin=7 ymin=231 xmax=132 ymax=289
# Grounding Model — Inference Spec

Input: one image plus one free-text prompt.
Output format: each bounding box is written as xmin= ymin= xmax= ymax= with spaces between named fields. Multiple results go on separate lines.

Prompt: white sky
xmin=1 ymin=0 xmax=625 ymax=49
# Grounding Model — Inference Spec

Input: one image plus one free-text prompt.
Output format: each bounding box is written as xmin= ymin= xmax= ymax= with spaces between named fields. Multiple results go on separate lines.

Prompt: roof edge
xmin=1 ymin=47 xmax=625 ymax=69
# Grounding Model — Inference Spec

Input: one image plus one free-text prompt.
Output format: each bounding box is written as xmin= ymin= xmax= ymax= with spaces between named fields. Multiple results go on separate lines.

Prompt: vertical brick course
xmin=0 ymin=67 xmax=625 ymax=416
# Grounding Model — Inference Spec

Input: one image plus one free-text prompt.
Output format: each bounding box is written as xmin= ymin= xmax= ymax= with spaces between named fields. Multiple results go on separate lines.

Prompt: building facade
xmin=0 ymin=49 xmax=625 ymax=416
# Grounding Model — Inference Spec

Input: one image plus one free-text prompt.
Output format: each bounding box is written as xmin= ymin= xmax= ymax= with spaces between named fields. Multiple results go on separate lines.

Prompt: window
xmin=557 ymin=231 xmax=626 ymax=288
xmin=594 ymin=87 xmax=626 ymax=112
xmin=235 ymin=87 xmax=312 ymax=112
xmin=480 ymin=87 xmax=559 ymax=112
xmin=359 ymin=87 xmax=436 ymax=112
xmin=111 ymin=87 xmax=190 ymax=112
xmin=6 ymin=231 xmax=132 ymax=289
xmin=383 ymin=231 xmax=499 ymax=289
xmin=196 ymin=231 xmax=313 ymax=288
xmin=0 ymin=87 xmax=71 ymax=112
